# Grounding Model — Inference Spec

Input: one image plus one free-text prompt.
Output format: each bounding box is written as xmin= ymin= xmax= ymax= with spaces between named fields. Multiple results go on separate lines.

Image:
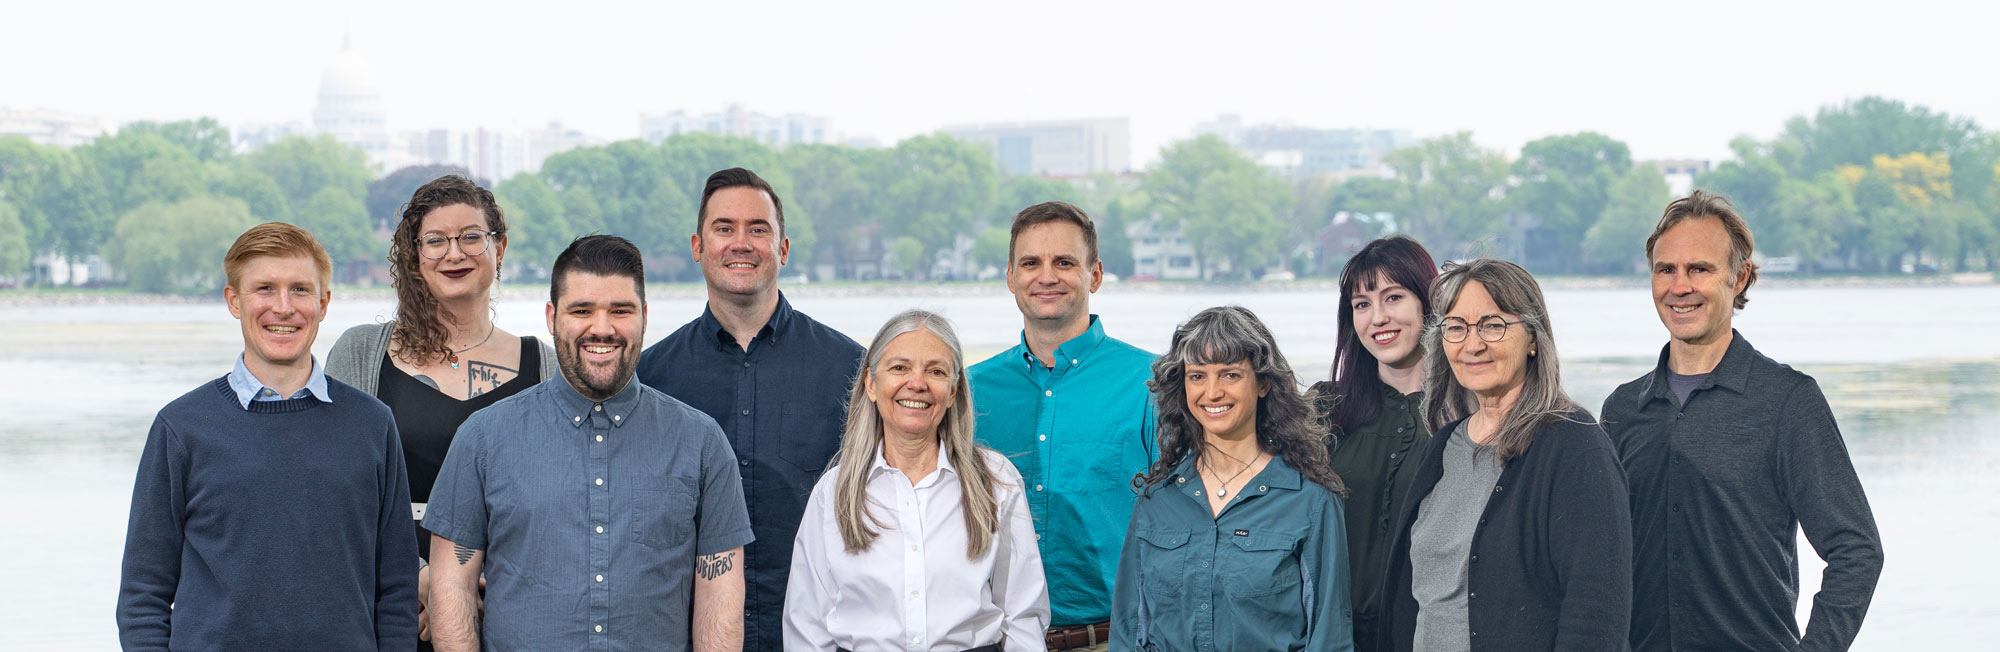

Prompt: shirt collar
xmin=1165 ymin=450 xmax=1304 ymax=498
xmin=869 ymin=440 xmax=956 ymax=486
xmin=697 ymin=291 xmax=795 ymax=350
xmin=1640 ymin=328 xmax=1756 ymax=403
xmin=551 ymin=372 xmax=643 ymax=428
xmin=226 ymin=354 xmax=332 ymax=410
xmin=1015 ymin=314 xmax=1109 ymax=370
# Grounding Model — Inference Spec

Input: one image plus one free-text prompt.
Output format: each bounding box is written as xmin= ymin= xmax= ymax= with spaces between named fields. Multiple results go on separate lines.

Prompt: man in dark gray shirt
xmin=424 ymin=236 xmax=755 ymax=652
xmin=1602 ymin=191 xmax=1882 ymax=652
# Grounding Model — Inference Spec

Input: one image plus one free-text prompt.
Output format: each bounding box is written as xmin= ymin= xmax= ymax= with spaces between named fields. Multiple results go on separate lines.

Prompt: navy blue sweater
xmin=117 ymin=377 xmax=419 ymax=651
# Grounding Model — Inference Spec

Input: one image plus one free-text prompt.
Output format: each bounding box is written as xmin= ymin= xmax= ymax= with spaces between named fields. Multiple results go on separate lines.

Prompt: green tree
xmin=0 ymin=136 xmax=111 ymax=257
xmin=1777 ymin=96 xmax=1981 ymax=176
xmin=543 ymin=140 xmax=692 ymax=276
xmin=1324 ymin=176 xmax=1401 ymax=218
xmin=494 ymin=173 xmax=574 ymax=276
xmin=242 ymin=135 xmax=371 ymax=218
xmin=1379 ymin=132 xmax=1510 ymax=258
xmin=657 ymin=133 xmax=810 ymax=271
xmin=889 ymin=236 xmax=925 ymax=278
xmin=1096 ymin=199 xmax=1137 ymax=278
xmin=118 ymin=118 xmax=233 ymax=164
xmin=79 ymin=130 xmax=208 ymax=217
xmin=206 ymin=163 xmax=291 ymax=223
xmin=994 ymin=175 xmax=1083 ymax=218
xmin=294 ymin=187 xmax=373 ymax=265
xmin=1584 ymin=164 xmax=1671 ymax=271
xmin=0 ymin=200 xmax=30 ymax=278
xmin=786 ymin=144 xmax=881 ymax=279
xmin=1511 ymin=132 xmax=1633 ymax=273
xmin=971 ymin=226 xmax=1012 ymax=275
xmin=878 ymin=134 xmax=995 ymax=279
xmin=103 ymin=196 xmax=256 ymax=292
xmin=1145 ymin=135 xmax=1291 ymax=278
xmin=1761 ymin=173 xmax=1855 ymax=272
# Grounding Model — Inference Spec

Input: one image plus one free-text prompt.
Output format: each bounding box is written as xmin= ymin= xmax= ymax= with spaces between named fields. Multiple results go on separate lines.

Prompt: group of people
xmin=115 ymin=165 xmax=1884 ymax=652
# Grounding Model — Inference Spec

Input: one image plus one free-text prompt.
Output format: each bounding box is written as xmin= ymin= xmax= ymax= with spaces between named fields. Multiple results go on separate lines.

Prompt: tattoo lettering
xmin=412 ymin=374 xmax=440 ymax=390
xmin=454 ymin=542 xmax=478 ymax=565
xmin=467 ymin=361 xmax=517 ymax=398
xmin=695 ymin=551 xmax=736 ymax=580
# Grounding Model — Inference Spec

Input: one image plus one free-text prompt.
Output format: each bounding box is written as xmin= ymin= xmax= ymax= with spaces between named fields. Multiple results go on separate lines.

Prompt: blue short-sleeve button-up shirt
xmin=423 ymin=374 xmax=755 ymax=651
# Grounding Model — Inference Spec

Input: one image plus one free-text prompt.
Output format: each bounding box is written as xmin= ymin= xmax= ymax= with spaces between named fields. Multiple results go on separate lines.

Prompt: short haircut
xmin=1007 ymin=201 xmax=1099 ymax=264
xmin=1646 ymin=189 xmax=1759 ymax=310
xmin=224 ymin=222 xmax=332 ymax=290
xmin=550 ymin=235 xmax=645 ymax=305
xmin=697 ymin=167 xmax=785 ymax=237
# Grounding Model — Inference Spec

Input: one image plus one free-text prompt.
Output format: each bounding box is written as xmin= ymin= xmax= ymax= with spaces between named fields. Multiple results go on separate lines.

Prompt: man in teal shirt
xmin=970 ymin=201 xmax=1157 ymax=652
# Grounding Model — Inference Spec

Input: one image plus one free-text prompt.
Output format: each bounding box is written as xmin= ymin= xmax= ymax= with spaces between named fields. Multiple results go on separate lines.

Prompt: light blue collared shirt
xmin=226 ymin=355 xmax=333 ymax=410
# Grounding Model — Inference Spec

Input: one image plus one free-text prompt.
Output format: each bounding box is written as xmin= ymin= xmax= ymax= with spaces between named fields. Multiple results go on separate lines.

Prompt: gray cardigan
xmin=326 ymin=321 xmax=559 ymax=396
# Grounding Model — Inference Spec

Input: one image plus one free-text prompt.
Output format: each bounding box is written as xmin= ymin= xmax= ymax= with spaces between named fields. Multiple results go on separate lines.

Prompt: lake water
xmin=2 ymin=284 xmax=1995 ymax=650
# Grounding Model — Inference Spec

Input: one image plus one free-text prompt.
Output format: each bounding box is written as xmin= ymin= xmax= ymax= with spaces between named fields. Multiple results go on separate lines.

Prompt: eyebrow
xmin=562 ymin=299 xmax=640 ymax=311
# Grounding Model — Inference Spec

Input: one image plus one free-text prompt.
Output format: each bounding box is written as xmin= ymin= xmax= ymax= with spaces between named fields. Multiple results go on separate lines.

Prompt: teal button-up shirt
xmin=1112 ymin=456 xmax=1355 ymax=652
xmin=970 ymin=315 xmax=1157 ymax=627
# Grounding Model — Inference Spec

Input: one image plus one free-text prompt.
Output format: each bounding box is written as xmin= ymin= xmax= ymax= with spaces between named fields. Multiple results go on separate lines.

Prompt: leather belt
xmin=1046 ymin=622 xmax=1111 ymax=650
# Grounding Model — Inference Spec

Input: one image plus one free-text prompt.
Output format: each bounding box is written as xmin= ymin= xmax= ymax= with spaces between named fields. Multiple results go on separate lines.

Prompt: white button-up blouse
xmin=784 ymin=445 xmax=1050 ymax=651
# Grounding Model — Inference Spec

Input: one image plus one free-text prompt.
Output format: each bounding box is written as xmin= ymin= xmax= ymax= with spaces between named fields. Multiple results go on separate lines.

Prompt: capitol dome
xmin=311 ymin=35 xmax=390 ymax=163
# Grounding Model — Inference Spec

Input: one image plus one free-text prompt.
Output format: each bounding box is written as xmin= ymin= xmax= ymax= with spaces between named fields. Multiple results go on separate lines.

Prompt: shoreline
xmin=1 ymin=272 xmax=1990 ymax=307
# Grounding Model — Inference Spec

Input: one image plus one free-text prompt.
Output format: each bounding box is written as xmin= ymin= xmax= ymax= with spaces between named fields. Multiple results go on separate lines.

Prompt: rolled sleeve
xmin=695 ymin=424 xmax=755 ymax=556
xmin=421 ymin=419 xmax=489 ymax=550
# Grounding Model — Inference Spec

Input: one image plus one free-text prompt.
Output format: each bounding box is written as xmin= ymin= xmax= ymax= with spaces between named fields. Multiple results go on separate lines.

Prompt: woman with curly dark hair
xmin=326 ymin=174 xmax=556 ymax=648
xmin=1111 ymin=306 xmax=1355 ymax=652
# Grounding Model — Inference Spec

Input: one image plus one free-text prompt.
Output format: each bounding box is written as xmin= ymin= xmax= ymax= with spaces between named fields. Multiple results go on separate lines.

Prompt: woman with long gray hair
xmin=783 ymin=309 xmax=1049 ymax=651
xmin=1111 ymin=306 xmax=1355 ymax=652
xmin=1378 ymin=259 xmax=1631 ymax=652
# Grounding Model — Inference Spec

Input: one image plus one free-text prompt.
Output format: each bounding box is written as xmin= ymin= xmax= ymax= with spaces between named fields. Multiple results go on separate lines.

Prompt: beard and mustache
xmin=557 ymin=334 xmax=639 ymax=402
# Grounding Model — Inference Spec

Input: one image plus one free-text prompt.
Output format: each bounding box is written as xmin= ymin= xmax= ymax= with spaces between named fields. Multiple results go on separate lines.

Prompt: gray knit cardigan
xmin=325 ymin=321 xmax=558 ymax=396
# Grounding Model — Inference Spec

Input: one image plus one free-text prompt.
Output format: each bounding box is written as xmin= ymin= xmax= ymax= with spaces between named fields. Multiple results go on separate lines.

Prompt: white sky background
xmin=6 ymin=0 xmax=1998 ymax=166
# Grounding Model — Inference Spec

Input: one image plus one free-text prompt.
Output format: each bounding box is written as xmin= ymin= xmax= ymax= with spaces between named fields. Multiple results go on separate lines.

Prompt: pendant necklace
xmin=1203 ymin=448 xmax=1262 ymax=498
xmin=447 ymin=323 xmax=495 ymax=370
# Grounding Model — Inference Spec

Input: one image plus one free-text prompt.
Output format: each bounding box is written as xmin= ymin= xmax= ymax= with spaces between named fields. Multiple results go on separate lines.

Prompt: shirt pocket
xmin=778 ymin=402 xmax=843 ymax=476
xmin=631 ymin=477 xmax=699 ymax=551
xmin=1136 ymin=527 xmax=1193 ymax=597
xmin=1221 ymin=530 xmax=1304 ymax=599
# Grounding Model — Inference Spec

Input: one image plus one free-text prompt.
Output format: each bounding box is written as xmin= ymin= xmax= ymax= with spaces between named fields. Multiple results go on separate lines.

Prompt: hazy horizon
xmin=9 ymin=0 xmax=2000 ymax=166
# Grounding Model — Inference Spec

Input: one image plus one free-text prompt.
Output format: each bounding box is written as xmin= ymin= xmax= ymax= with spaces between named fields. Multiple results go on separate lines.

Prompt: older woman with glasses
xmin=784 ymin=309 xmax=1049 ymax=652
xmin=1378 ymin=259 xmax=1631 ymax=652
xmin=1112 ymin=306 xmax=1355 ymax=652
xmin=327 ymin=175 xmax=557 ymax=647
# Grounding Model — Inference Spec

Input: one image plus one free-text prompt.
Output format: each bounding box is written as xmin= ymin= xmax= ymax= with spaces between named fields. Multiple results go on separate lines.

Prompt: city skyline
xmin=10 ymin=0 xmax=1998 ymax=170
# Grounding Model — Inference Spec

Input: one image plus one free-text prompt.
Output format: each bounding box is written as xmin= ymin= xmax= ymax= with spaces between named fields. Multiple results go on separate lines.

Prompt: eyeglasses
xmin=1438 ymin=316 xmax=1524 ymax=343
xmin=417 ymin=231 xmax=496 ymax=260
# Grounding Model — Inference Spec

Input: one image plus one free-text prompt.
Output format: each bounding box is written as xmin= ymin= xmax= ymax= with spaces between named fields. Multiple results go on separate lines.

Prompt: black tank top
xmin=378 ymin=335 xmax=541 ymax=560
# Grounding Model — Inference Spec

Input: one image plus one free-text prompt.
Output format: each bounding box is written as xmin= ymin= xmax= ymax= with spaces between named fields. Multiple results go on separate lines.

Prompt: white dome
xmin=317 ymin=46 xmax=382 ymax=103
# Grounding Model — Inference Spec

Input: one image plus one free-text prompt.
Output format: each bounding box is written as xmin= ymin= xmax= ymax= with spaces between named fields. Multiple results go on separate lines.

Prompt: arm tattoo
xmin=412 ymin=374 xmax=440 ymax=390
xmin=454 ymin=542 xmax=478 ymax=565
xmin=467 ymin=361 xmax=517 ymax=398
xmin=695 ymin=551 xmax=736 ymax=580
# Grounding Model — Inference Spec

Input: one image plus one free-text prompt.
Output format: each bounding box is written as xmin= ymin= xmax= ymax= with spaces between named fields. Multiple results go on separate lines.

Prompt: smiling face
xmin=225 ymin=254 xmax=329 ymax=375
xmin=692 ymin=186 xmax=789 ymax=300
xmin=1350 ymin=272 xmax=1425 ymax=370
xmin=1005 ymin=221 xmax=1103 ymax=330
xmin=546 ymin=271 xmax=647 ymax=402
xmin=1442 ymin=280 xmax=1530 ymax=404
xmin=1650 ymin=217 xmax=1744 ymax=347
xmin=417 ymin=203 xmax=505 ymax=303
xmin=864 ymin=328 xmax=958 ymax=441
xmin=1184 ymin=360 xmax=1267 ymax=442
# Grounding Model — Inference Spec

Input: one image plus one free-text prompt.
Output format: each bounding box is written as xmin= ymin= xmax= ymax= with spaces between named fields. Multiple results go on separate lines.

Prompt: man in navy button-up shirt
xmin=637 ymin=167 xmax=864 ymax=652
xmin=425 ymin=235 xmax=755 ymax=652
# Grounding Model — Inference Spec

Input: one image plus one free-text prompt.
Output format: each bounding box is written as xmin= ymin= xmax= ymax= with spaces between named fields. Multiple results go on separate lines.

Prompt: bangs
xmin=1173 ymin=318 xmax=1262 ymax=368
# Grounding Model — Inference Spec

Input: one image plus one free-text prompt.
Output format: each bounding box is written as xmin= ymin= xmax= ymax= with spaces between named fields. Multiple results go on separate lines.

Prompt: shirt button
xmin=1034 ymin=485 xmax=1043 ymax=491
xmin=911 ymin=636 xmax=921 ymax=644
xmin=1201 ymin=560 xmax=1209 ymax=567
xmin=596 ymin=525 xmax=605 ymax=533
xmin=613 ymin=415 xmax=620 ymax=422
xmin=1070 ymin=358 xmax=1078 ymax=365
xmin=1039 ymin=434 xmax=1047 ymax=441
xmin=910 ymin=589 xmax=920 ymax=597
xmin=1672 ymin=504 xmax=1681 ymax=512
xmin=1396 ymin=427 xmax=1404 ymax=433
xmin=1493 ymin=485 xmax=1503 ymax=493
xmin=595 ymin=625 xmax=603 ymax=633
xmin=1469 ymin=592 xmax=1477 ymax=599
xmin=596 ymin=435 xmax=604 ymax=442
xmin=573 ymin=416 xmax=582 ymax=423
xmin=1390 ymin=452 xmax=1399 ymax=459
xmin=1258 ymin=485 xmax=1267 ymax=492
xmin=1470 ymin=555 xmax=1478 ymax=563
xmin=594 ymin=405 xmax=602 ymax=412
xmin=595 ymin=574 xmax=604 ymax=582
xmin=740 ymin=459 xmax=750 ymax=467
xmin=740 ymin=409 xmax=750 ymax=416
xmin=595 ymin=478 xmax=604 ymax=486
xmin=742 ymin=361 xmax=751 ymax=368
xmin=1044 ymin=390 xmax=1053 ymax=397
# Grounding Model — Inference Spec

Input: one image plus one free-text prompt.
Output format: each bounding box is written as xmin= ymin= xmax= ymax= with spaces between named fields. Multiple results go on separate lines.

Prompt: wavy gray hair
xmin=832 ymin=309 xmax=1003 ymax=558
xmin=1419 ymin=259 xmax=1588 ymax=463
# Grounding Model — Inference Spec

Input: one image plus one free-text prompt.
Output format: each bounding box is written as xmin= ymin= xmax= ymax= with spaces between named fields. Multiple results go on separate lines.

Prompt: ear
xmin=316 ymin=289 xmax=331 ymax=322
xmin=778 ymin=236 xmax=790 ymax=266
xmin=689 ymin=233 xmax=702 ymax=262
xmin=545 ymin=300 xmax=557 ymax=338
xmin=224 ymin=284 xmax=243 ymax=319
xmin=1258 ymin=379 xmax=1270 ymax=398
xmin=1087 ymin=258 xmax=1104 ymax=293
xmin=861 ymin=367 xmax=877 ymax=403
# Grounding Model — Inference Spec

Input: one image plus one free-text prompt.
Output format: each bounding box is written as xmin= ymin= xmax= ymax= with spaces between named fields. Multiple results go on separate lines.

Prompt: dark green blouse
xmin=1311 ymin=380 xmax=1430 ymax=640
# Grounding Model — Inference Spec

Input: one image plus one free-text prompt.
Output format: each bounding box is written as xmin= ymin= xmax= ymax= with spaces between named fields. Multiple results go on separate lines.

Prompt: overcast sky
xmin=8 ymin=0 xmax=1997 ymax=166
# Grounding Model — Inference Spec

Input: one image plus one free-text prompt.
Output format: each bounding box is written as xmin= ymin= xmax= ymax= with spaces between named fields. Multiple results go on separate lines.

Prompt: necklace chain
xmin=447 ymin=322 xmax=496 ymax=369
xmin=1201 ymin=444 xmax=1262 ymax=498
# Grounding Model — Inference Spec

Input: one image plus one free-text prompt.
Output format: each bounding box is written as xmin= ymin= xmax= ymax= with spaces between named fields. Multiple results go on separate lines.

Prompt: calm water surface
xmin=2 ymin=284 xmax=1995 ymax=650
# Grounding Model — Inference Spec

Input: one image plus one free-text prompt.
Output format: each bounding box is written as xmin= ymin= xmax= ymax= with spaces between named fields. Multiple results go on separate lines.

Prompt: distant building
xmin=1193 ymin=114 xmax=1411 ymax=177
xmin=1643 ymin=159 xmax=1712 ymax=197
xmin=942 ymin=118 xmax=1131 ymax=176
xmin=0 ymin=108 xmax=114 ymax=148
xmin=639 ymin=104 xmax=830 ymax=148
xmin=1313 ymin=213 xmax=1377 ymax=277
xmin=312 ymin=37 xmax=394 ymax=171
xmin=232 ymin=121 xmax=310 ymax=153
xmin=1127 ymin=217 xmax=1200 ymax=280
xmin=525 ymin=122 xmax=597 ymax=173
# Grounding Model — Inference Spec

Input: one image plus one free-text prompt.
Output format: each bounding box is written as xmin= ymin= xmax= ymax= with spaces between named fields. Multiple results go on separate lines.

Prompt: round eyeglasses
xmin=1438 ymin=316 xmax=1524 ymax=343
xmin=416 ymin=231 xmax=496 ymax=260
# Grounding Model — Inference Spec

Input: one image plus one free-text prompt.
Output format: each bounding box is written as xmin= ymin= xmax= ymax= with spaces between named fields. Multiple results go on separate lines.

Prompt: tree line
xmin=1 ymin=96 xmax=1993 ymax=291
